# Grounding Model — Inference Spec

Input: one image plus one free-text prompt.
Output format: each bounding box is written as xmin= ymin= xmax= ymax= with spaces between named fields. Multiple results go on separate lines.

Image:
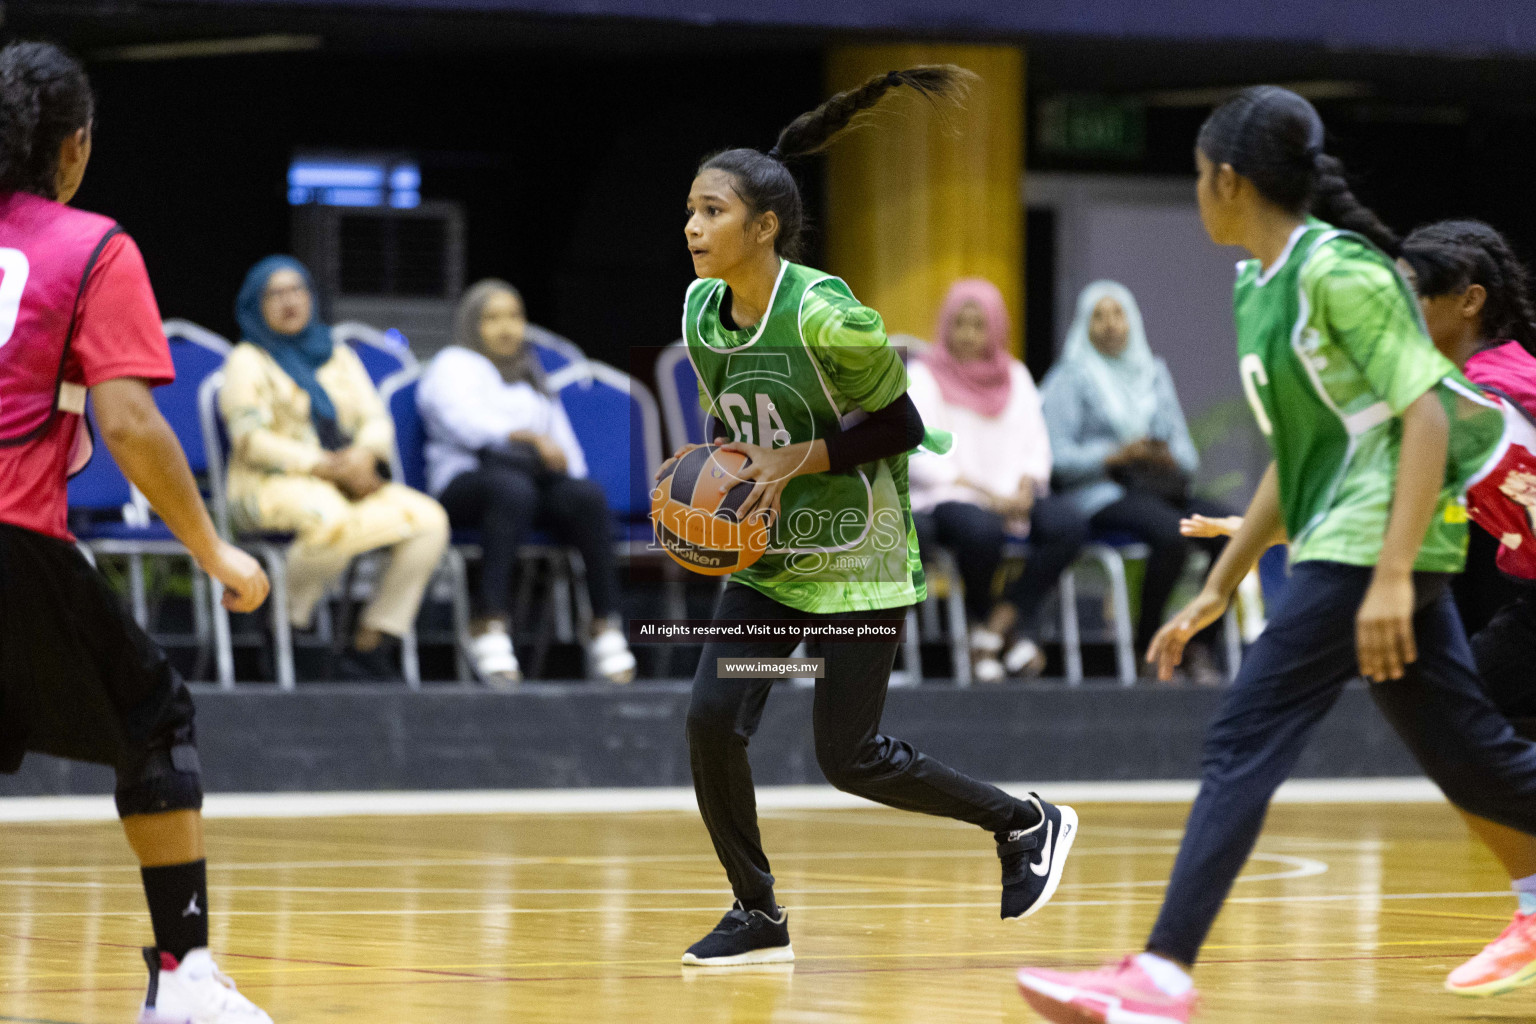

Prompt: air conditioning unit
xmin=292 ymin=199 xmax=465 ymax=356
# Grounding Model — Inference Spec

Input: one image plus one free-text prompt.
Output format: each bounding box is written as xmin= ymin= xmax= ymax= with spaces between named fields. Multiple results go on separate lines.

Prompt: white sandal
xmin=471 ymin=629 xmax=521 ymax=689
xmin=970 ymin=627 xmax=1005 ymax=683
xmin=590 ymin=628 xmax=636 ymax=684
xmin=1003 ymin=637 xmax=1047 ymax=677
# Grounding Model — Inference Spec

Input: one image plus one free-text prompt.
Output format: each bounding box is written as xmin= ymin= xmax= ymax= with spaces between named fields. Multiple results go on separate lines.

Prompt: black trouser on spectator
xmin=438 ymin=465 xmax=617 ymax=620
xmin=1090 ymin=490 xmax=1231 ymax=654
xmin=688 ymin=583 xmax=1023 ymax=905
xmin=915 ymin=497 xmax=1089 ymax=630
xmin=1147 ymin=562 xmax=1536 ymax=966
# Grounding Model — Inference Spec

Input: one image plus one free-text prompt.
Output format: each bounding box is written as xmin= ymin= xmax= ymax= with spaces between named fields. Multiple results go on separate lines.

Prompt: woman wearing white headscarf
xmin=1040 ymin=281 xmax=1229 ymax=677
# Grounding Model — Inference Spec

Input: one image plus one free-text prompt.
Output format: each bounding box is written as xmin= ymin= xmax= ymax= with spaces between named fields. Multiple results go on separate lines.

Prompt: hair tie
xmin=885 ymin=70 xmax=903 ymax=88
xmin=766 ymin=146 xmax=782 ymax=161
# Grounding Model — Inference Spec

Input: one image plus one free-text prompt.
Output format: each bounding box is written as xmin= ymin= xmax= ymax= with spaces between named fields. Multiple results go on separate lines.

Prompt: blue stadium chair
xmin=333 ymin=321 xmax=418 ymax=386
xmin=379 ymin=366 xmax=577 ymax=678
xmin=159 ymin=320 xmax=232 ymax=473
xmin=655 ymin=339 xmax=707 ymax=450
xmin=69 ymin=400 xmax=217 ymax=680
xmin=198 ymin=371 xmax=299 ymax=688
xmin=525 ymin=323 xmax=590 ymax=387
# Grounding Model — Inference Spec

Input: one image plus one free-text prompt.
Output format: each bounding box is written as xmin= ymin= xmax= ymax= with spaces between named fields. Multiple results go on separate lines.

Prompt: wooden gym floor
xmin=1 ymin=801 xmax=1531 ymax=1023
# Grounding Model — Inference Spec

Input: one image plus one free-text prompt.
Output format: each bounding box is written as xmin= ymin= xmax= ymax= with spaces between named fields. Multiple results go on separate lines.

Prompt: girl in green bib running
xmin=662 ymin=66 xmax=1077 ymax=967
xmin=1018 ymin=86 xmax=1536 ymax=1024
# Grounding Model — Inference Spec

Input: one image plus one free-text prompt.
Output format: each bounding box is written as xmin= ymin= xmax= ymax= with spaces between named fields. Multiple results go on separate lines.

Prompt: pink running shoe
xmin=1018 ymin=957 xmax=1197 ymax=1024
xmin=1447 ymin=911 xmax=1536 ymax=997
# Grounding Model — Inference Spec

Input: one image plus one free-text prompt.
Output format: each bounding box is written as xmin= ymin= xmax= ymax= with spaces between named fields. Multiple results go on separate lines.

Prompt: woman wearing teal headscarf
xmin=221 ymin=256 xmax=448 ymax=678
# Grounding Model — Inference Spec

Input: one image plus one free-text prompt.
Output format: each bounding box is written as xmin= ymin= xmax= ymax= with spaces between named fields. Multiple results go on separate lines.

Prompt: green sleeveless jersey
xmin=1234 ymin=218 xmax=1503 ymax=572
xmin=682 ymin=260 xmax=926 ymax=613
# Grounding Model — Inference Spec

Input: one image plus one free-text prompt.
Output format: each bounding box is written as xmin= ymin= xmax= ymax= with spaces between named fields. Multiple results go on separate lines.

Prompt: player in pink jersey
xmin=0 ymin=41 xmax=272 ymax=1023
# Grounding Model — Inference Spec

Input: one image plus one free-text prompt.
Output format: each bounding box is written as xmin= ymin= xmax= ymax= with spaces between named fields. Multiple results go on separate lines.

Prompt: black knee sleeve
xmin=115 ymin=741 xmax=204 ymax=818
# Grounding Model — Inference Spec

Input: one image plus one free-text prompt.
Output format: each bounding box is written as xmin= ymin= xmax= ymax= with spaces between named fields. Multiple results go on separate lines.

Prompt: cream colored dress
xmin=220 ymin=341 xmax=448 ymax=635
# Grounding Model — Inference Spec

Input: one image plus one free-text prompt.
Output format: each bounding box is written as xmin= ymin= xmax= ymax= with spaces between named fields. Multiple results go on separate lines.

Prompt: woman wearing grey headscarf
xmin=418 ymin=279 xmax=634 ymax=686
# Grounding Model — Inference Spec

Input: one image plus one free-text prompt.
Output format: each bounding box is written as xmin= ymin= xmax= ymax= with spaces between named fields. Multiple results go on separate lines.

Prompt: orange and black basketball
xmin=651 ymin=444 xmax=770 ymax=576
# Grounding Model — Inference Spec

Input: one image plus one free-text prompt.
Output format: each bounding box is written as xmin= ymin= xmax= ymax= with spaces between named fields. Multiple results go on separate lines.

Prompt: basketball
xmin=651 ymin=444 xmax=770 ymax=575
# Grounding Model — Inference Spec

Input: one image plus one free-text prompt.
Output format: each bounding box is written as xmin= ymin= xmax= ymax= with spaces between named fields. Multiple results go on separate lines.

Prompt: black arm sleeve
xmin=823 ymin=392 xmax=925 ymax=473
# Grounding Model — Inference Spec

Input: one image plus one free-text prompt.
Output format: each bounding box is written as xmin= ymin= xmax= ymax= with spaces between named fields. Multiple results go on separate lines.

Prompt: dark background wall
xmin=66 ymin=48 xmax=824 ymax=363
xmin=17 ymin=5 xmax=1536 ymax=373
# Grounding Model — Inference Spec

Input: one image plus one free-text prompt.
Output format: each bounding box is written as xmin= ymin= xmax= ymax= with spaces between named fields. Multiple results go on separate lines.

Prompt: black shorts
xmin=0 ymin=522 xmax=196 ymax=774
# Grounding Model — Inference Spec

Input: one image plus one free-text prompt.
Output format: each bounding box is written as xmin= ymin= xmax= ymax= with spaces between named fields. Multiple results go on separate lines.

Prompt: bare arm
xmin=1145 ymin=462 xmax=1282 ymax=680
xmin=93 ymin=378 xmax=270 ymax=613
xmin=1357 ymin=390 xmax=1448 ymax=681
xmin=1203 ymin=462 xmax=1285 ymax=600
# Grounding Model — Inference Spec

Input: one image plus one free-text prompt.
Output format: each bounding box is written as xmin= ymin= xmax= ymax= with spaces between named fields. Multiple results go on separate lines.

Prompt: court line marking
xmin=0 ymin=777 xmax=1446 ymax=822
xmin=0 ymin=852 xmax=1325 ymax=900
xmin=0 ymin=938 xmax=1500 ymax=994
xmin=0 ymin=887 xmax=1512 ymax=922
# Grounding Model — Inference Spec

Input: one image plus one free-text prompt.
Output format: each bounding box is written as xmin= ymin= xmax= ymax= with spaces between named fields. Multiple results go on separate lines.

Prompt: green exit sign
xmin=1037 ymin=95 xmax=1145 ymax=160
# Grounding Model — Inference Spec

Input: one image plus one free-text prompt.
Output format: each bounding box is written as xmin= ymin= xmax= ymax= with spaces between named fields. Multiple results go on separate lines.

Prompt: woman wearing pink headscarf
xmin=908 ymin=279 xmax=1089 ymax=682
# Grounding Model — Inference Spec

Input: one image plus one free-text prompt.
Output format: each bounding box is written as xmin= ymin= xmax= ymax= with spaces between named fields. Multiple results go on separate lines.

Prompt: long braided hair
xmin=1401 ymin=219 xmax=1536 ymax=357
xmin=0 ymin=41 xmax=93 ymax=199
xmin=698 ymin=65 xmax=974 ymax=260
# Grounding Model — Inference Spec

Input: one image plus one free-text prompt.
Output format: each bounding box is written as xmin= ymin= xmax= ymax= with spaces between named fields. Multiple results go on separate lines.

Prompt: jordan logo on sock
xmin=182 ymin=893 xmax=201 ymax=918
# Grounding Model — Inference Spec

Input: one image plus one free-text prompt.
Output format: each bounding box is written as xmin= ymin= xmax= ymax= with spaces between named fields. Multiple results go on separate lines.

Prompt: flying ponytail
xmin=1198 ymin=85 xmax=1398 ymax=256
xmin=0 ymin=40 xmax=94 ymax=200
xmin=699 ymin=64 xmax=974 ymax=260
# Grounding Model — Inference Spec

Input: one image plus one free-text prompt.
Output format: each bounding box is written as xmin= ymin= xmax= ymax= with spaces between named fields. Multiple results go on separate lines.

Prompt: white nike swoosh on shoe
xmin=1029 ymin=821 xmax=1054 ymax=877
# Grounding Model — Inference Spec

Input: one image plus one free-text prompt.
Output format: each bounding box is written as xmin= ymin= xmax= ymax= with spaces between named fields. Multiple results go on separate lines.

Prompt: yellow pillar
xmin=825 ymin=44 xmax=1025 ymax=356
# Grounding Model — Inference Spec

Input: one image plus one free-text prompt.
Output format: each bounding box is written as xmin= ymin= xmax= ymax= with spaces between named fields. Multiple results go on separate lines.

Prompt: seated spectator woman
xmin=221 ymin=256 xmax=449 ymax=678
xmin=1041 ymin=280 xmax=1230 ymax=680
xmin=417 ymin=279 xmax=636 ymax=686
xmin=908 ymin=278 xmax=1088 ymax=682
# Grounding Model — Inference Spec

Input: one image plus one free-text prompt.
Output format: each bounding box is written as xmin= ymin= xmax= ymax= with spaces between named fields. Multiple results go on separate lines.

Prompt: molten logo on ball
xmin=651 ymin=444 xmax=771 ymax=576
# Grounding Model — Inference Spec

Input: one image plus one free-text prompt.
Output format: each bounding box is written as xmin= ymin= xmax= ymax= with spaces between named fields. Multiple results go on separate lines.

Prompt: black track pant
xmin=687 ymin=583 xmax=1023 ymax=904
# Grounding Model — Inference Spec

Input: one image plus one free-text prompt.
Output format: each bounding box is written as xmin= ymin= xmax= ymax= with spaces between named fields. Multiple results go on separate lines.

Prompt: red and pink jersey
xmin=1465 ymin=341 xmax=1536 ymax=581
xmin=0 ymin=190 xmax=173 ymax=542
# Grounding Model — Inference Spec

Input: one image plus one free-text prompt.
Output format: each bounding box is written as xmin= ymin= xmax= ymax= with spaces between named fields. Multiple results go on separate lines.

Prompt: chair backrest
xmin=378 ymin=367 xmax=427 ymax=494
xmin=525 ymin=323 xmax=588 ymax=382
xmin=557 ymin=361 xmax=662 ymax=521
xmin=654 ymin=338 xmax=707 ymax=450
xmin=67 ymin=400 xmax=132 ymax=514
xmin=333 ymin=321 xmax=418 ymax=386
xmin=160 ymin=320 xmax=232 ymax=474
xmin=197 ymin=370 xmax=235 ymax=537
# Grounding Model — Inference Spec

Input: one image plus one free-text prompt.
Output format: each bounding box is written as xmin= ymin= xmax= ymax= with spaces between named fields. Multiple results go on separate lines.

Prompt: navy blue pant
xmin=1147 ymin=561 xmax=1536 ymax=966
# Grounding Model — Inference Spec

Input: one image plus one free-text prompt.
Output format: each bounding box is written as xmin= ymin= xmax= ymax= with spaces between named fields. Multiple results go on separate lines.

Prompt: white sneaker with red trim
xmin=137 ymin=948 xmax=272 ymax=1024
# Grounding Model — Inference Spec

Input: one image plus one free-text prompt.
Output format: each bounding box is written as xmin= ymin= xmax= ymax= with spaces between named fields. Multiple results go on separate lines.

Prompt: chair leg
xmin=936 ymin=552 xmax=971 ymax=687
xmin=891 ymin=606 xmax=922 ymax=687
xmin=1223 ymin=604 xmax=1243 ymax=682
xmin=210 ymin=578 xmax=236 ymax=689
xmin=551 ymin=557 xmax=575 ymax=644
xmin=1059 ymin=569 xmax=1083 ymax=686
xmin=128 ymin=553 xmax=148 ymax=629
xmin=258 ymin=548 xmax=296 ymax=690
xmin=401 ymin=628 xmax=421 ymax=690
xmin=445 ymin=549 xmax=473 ymax=683
xmin=1088 ymin=545 xmax=1137 ymax=687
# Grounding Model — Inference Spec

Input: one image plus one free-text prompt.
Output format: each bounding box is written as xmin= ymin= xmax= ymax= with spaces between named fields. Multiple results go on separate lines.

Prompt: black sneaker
xmin=997 ymin=793 xmax=1078 ymax=921
xmin=681 ymin=901 xmax=794 ymax=966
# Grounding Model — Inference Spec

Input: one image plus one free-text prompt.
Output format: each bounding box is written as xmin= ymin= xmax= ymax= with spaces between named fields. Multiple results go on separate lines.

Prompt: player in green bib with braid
xmin=664 ymin=66 xmax=1078 ymax=967
xmin=1018 ymin=87 xmax=1536 ymax=1024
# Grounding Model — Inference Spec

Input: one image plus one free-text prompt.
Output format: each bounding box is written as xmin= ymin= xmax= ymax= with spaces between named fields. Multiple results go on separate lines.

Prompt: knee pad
xmin=115 ymin=741 xmax=204 ymax=818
